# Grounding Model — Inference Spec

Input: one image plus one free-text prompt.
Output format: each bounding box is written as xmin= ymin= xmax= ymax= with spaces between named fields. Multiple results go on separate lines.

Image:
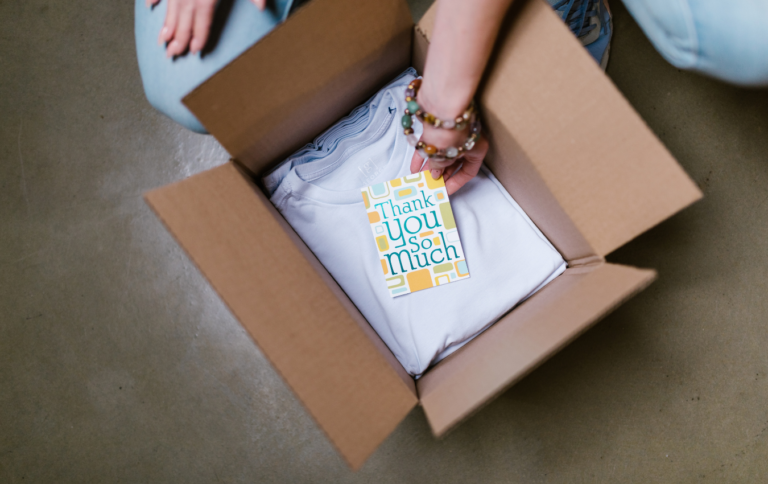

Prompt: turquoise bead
xmin=407 ymin=100 xmax=420 ymax=113
xmin=401 ymin=114 xmax=412 ymax=129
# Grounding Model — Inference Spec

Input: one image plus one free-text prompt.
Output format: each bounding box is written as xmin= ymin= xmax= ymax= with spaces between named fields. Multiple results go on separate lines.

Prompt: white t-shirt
xmin=264 ymin=70 xmax=566 ymax=377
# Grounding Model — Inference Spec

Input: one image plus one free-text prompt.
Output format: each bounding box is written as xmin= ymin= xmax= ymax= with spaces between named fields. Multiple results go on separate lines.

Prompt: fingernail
xmin=431 ymin=169 xmax=442 ymax=180
xmin=160 ymin=27 xmax=169 ymax=39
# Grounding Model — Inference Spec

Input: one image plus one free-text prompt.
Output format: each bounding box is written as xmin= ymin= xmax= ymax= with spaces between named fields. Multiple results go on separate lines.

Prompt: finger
xmin=444 ymin=157 xmax=481 ymax=195
xmin=427 ymin=157 xmax=452 ymax=180
xmin=167 ymin=2 xmax=194 ymax=57
xmin=443 ymin=163 xmax=459 ymax=180
xmin=444 ymin=139 xmax=487 ymax=195
xmin=190 ymin=0 xmax=215 ymax=53
xmin=159 ymin=0 xmax=179 ymax=45
xmin=409 ymin=150 xmax=424 ymax=174
xmin=427 ymin=157 xmax=454 ymax=171
xmin=147 ymin=0 xmax=161 ymax=8
xmin=250 ymin=0 xmax=266 ymax=10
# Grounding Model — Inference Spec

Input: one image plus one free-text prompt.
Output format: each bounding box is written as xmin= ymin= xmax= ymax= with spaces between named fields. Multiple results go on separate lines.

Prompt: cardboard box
xmin=145 ymin=0 xmax=702 ymax=469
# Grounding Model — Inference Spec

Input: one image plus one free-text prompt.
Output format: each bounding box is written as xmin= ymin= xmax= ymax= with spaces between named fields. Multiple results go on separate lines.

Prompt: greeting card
xmin=361 ymin=172 xmax=470 ymax=297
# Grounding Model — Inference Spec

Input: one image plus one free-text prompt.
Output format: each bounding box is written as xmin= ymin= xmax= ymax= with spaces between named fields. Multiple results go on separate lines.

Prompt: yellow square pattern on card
xmin=424 ymin=174 xmax=445 ymax=190
xmin=406 ymin=269 xmax=433 ymax=293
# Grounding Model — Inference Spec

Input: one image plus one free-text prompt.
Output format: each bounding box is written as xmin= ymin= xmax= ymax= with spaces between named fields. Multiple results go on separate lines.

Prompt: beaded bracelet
xmin=401 ymin=77 xmax=482 ymax=161
xmin=402 ymin=78 xmax=476 ymax=130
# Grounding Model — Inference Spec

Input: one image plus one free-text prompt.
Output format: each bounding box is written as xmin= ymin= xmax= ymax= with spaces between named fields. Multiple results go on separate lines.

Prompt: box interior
xmin=146 ymin=0 xmax=702 ymax=469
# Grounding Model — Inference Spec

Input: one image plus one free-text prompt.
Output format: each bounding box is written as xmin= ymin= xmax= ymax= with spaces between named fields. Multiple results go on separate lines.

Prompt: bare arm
xmin=410 ymin=0 xmax=514 ymax=194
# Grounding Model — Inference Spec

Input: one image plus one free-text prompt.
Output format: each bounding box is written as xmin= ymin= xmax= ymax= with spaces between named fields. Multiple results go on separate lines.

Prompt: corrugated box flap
xmin=145 ymin=163 xmax=417 ymax=469
xmin=183 ymin=0 xmax=413 ymax=175
xmin=418 ymin=0 xmax=702 ymax=256
xmin=417 ymin=263 xmax=656 ymax=436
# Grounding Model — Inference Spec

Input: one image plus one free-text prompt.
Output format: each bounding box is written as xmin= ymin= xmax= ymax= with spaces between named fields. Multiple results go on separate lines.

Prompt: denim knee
xmin=622 ymin=0 xmax=768 ymax=86
xmin=134 ymin=0 xmax=293 ymax=132
xmin=141 ymin=75 xmax=209 ymax=133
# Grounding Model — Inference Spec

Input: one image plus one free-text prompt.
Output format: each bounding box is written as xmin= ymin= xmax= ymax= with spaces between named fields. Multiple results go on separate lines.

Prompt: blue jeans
xmin=134 ymin=0 xmax=295 ymax=133
xmin=622 ymin=0 xmax=768 ymax=86
xmin=135 ymin=0 xmax=768 ymax=133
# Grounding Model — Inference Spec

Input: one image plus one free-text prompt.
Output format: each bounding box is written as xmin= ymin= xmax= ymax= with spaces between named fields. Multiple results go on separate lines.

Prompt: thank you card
xmin=361 ymin=172 xmax=470 ymax=297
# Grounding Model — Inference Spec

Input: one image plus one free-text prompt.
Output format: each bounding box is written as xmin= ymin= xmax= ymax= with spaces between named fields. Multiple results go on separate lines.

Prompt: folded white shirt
xmin=264 ymin=69 xmax=566 ymax=377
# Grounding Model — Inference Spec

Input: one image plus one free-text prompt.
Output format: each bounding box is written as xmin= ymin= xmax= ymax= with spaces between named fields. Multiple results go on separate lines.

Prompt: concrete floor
xmin=2 ymin=0 xmax=768 ymax=482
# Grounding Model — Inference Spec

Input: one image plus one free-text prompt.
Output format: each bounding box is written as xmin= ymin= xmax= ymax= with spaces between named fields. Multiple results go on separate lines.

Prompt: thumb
xmin=444 ymin=137 xmax=488 ymax=195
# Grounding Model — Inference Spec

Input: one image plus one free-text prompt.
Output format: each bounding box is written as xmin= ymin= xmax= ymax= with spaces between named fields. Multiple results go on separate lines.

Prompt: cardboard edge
xmin=228 ymin=163 xmax=418 ymax=396
xmin=411 ymin=0 xmax=433 ymax=74
xmin=415 ymin=0 xmax=436 ymax=39
xmin=180 ymin=0 xmax=398 ymax=109
xmin=476 ymin=0 xmax=703 ymax=257
xmin=144 ymin=163 xmax=418 ymax=469
xmin=482 ymin=107 xmax=598 ymax=262
xmin=411 ymin=23 xmax=429 ymax=74
xmin=417 ymin=263 xmax=656 ymax=436
xmin=599 ymin=183 xmax=703 ymax=257
xmin=181 ymin=0 xmax=414 ymax=174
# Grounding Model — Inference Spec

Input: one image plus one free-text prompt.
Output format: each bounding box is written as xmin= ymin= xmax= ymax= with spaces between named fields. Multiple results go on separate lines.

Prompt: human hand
xmin=408 ymin=120 xmax=488 ymax=196
xmin=148 ymin=0 xmax=266 ymax=57
xmin=405 ymin=0 xmax=512 ymax=195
